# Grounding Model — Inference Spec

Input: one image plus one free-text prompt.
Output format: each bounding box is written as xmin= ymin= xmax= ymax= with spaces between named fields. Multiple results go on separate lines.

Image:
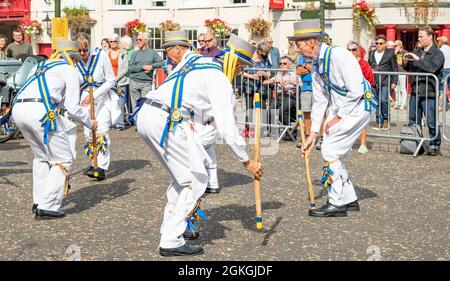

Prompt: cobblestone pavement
xmin=0 ymin=124 xmax=449 ymax=261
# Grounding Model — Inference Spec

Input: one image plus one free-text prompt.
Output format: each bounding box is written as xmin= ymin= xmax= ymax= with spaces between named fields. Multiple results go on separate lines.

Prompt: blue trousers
xmin=408 ymin=95 xmax=441 ymax=146
xmin=375 ymin=86 xmax=390 ymax=124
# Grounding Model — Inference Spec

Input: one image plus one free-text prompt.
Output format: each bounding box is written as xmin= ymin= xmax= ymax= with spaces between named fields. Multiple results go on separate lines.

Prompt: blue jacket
xmin=297 ymin=55 xmax=312 ymax=92
xmin=269 ymin=47 xmax=281 ymax=69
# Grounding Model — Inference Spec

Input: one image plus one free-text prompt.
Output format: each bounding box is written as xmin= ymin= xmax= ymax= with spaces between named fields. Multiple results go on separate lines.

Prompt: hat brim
xmin=288 ymin=33 xmax=326 ymax=41
xmin=67 ymin=51 xmax=82 ymax=62
xmin=161 ymin=41 xmax=191 ymax=49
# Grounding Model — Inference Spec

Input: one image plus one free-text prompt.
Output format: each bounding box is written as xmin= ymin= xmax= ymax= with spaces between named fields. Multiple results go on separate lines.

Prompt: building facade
xmin=0 ymin=0 xmax=448 ymax=58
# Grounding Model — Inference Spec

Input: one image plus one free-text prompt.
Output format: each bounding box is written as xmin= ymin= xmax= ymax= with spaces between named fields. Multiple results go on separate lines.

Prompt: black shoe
xmin=205 ymin=187 xmax=220 ymax=194
xmin=86 ymin=167 xmax=106 ymax=181
xmin=83 ymin=166 xmax=94 ymax=176
xmin=308 ymin=202 xmax=347 ymax=217
xmin=159 ymin=243 xmax=204 ymax=257
xmin=35 ymin=209 xmax=66 ymax=220
xmin=183 ymin=228 xmax=199 ymax=240
xmin=428 ymin=145 xmax=441 ymax=156
xmin=32 ymin=204 xmax=38 ymax=214
xmin=346 ymin=200 xmax=360 ymax=212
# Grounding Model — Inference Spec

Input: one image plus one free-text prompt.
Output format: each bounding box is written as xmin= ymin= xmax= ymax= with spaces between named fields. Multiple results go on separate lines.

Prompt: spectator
xmin=200 ymin=31 xmax=222 ymax=57
xmin=101 ymin=38 xmax=110 ymax=51
xmin=404 ymin=26 xmax=444 ymax=156
xmin=437 ymin=36 xmax=450 ymax=109
xmin=347 ymin=41 xmax=374 ymax=154
xmin=386 ymin=40 xmax=395 ymax=49
xmin=120 ymin=35 xmax=134 ymax=61
xmin=368 ymin=34 xmax=398 ymax=130
xmin=263 ymin=56 xmax=297 ymax=133
xmin=296 ymin=53 xmax=313 ymax=138
xmin=197 ymin=33 xmax=206 ymax=52
xmin=393 ymin=40 xmax=408 ymax=110
xmin=5 ymin=29 xmax=33 ymax=60
xmin=128 ymin=32 xmax=164 ymax=116
xmin=0 ymin=34 xmax=7 ymax=59
xmin=240 ymin=42 xmax=271 ymax=138
xmin=265 ymin=36 xmax=281 ymax=69
xmin=287 ymin=39 xmax=299 ymax=63
xmin=108 ymin=34 xmax=129 ymax=131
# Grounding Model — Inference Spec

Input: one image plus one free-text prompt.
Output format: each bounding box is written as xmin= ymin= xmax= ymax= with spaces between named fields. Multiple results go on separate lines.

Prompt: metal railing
xmin=442 ymin=73 xmax=450 ymax=142
xmin=234 ymin=67 xmax=300 ymax=143
xmin=368 ymin=71 xmax=440 ymax=156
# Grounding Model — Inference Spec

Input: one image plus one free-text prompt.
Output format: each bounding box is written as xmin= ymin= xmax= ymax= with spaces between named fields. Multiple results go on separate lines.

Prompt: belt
xmin=145 ymin=98 xmax=171 ymax=114
xmin=15 ymin=98 xmax=43 ymax=103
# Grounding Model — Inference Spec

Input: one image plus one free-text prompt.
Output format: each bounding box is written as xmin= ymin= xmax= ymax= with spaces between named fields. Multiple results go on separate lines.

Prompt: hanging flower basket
xmin=245 ymin=17 xmax=270 ymax=38
xmin=204 ymin=18 xmax=232 ymax=38
xmin=125 ymin=19 xmax=147 ymax=36
xmin=159 ymin=20 xmax=181 ymax=35
xmin=18 ymin=19 xmax=43 ymax=38
xmin=352 ymin=0 xmax=378 ymax=35
xmin=63 ymin=6 xmax=96 ymax=29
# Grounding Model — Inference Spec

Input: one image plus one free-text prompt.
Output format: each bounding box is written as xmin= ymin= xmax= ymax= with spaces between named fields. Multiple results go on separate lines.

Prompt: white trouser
xmin=12 ymin=103 xmax=76 ymax=211
xmin=395 ymin=74 xmax=408 ymax=108
xmin=136 ymin=104 xmax=209 ymax=248
xmin=196 ymin=122 xmax=219 ymax=190
xmin=321 ymin=102 xmax=371 ymax=206
xmin=83 ymin=101 xmax=111 ymax=170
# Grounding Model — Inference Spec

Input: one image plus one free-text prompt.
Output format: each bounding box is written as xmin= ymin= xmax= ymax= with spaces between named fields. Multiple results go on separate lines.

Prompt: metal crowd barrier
xmin=442 ymin=73 xmax=450 ymax=142
xmin=369 ymin=71 xmax=440 ymax=156
xmin=233 ymin=67 xmax=300 ymax=143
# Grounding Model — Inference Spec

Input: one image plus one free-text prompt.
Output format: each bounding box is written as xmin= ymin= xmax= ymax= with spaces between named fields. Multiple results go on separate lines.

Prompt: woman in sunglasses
xmin=347 ymin=41 xmax=374 ymax=154
xmin=75 ymin=32 xmax=121 ymax=180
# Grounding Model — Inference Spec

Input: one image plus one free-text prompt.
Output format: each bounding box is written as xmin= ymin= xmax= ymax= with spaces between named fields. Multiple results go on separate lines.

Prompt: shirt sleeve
xmin=151 ymin=50 xmax=164 ymax=68
xmin=335 ymin=49 xmax=365 ymax=119
xmin=93 ymin=51 xmax=116 ymax=100
xmin=310 ymin=71 xmax=329 ymax=133
xmin=203 ymin=68 xmax=249 ymax=162
xmin=63 ymin=66 xmax=92 ymax=128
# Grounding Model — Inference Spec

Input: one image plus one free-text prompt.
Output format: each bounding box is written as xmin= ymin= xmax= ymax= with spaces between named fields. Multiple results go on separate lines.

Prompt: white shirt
xmin=440 ymin=44 xmax=450 ymax=69
xmin=77 ymin=48 xmax=116 ymax=102
xmin=146 ymin=51 xmax=249 ymax=162
xmin=18 ymin=59 xmax=92 ymax=129
xmin=374 ymin=50 xmax=384 ymax=65
xmin=311 ymin=43 xmax=366 ymax=133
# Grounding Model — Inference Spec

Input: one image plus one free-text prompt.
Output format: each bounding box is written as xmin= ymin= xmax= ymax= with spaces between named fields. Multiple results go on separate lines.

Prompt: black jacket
xmin=405 ymin=44 xmax=444 ymax=97
xmin=368 ymin=48 xmax=398 ymax=88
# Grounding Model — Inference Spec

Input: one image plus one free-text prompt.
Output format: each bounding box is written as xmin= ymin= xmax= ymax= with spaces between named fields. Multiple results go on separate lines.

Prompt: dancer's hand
xmin=244 ymin=159 xmax=264 ymax=180
xmin=91 ymin=120 xmax=98 ymax=131
xmin=325 ymin=115 xmax=341 ymax=134
xmin=301 ymin=132 xmax=317 ymax=158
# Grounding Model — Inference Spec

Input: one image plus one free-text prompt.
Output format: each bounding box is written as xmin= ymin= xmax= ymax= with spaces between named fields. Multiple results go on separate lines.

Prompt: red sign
xmin=270 ymin=0 xmax=285 ymax=9
xmin=0 ymin=0 xmax=30 ymax=21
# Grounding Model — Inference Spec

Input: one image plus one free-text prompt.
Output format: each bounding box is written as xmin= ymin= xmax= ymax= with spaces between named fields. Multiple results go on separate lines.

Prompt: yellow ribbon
xmin=223 ymin=46 xmax=238 ymax=82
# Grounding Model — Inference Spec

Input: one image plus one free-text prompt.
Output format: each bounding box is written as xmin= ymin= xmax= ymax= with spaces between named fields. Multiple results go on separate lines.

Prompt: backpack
xmin=399 ymin=124 xmax=429 ymax=155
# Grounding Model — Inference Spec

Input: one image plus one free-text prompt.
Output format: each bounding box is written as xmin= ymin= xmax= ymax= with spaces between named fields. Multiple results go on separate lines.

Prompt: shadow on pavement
xmin=107 ymin=159 xmax=151 ymax=178
xmin=0 ymin=168 xmax=32 ymax=187
xmin=217 ymin=168 xmax=253 ymax=188
xmin=61 ymin=178 xmax=137 ymax=214
xmin=197 ymin=201 xmax=285 ymax=246
xmin=312 ymin=182 xmax=378 ymax=202
xmin=0 ymin=141 xmax=28 ymax=151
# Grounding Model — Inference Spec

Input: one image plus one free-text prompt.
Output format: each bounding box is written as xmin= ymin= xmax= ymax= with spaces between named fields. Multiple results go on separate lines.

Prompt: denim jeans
xmin=408 ymin=95 xmax=441 ymax=146
xmin=115 ymin=85 xmax=128 ymax=128
xmin=441 ymin=68 xmax=450 ymax=92
xmin=375 ymin=86 xmax=390 ymax=124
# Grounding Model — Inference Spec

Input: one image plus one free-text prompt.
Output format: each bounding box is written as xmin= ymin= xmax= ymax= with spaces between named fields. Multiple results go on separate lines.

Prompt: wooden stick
xmin=254 ymin=92 xmax=262 ymax=230
xmin=297 ymin=110 xmax=316 ymax=210
xmin=88 ymin=76 xmax=98 ymax=174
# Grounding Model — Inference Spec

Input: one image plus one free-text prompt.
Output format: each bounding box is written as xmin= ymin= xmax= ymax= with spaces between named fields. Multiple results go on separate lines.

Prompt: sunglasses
xmin=279 ymin=62 xmax=289 ymax=65
xmin=137 ymin=38 xmax=144 ymax=41
xmin=376 ymin=42 xmax=385 ymax=45
xmin=204 ymin=38 xmax=213 ymax=43
xmin=267 ymin=41 xmax=273 ymax=44
xmin=78 ymin=48 xmax=89 ymax=53
xmin=109 ymin=40 xmax=118 ymax=43
xmin=198 ymin=40 xmax=205 ymax=43
xmin=347 ymin=48 xmax=358 ymax=52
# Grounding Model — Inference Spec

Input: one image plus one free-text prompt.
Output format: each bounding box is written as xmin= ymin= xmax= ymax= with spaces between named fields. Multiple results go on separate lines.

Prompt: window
xmin=185 ymin=27 xmax=198 ymax=49
xmin=148 ymin=27 xmax=164 ymax=50
xmin=114 ymin=0 xmax=132 ymax=6
xmin=232 ymin=0 xmax=247 ymax=4
xmin=113 ymin=27 xmax=127 ymax=38
xmin=151 ymin=1 xmax=166 ymax=6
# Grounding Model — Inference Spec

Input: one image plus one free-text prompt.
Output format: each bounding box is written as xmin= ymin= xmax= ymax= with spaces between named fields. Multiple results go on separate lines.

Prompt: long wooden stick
xmin=254 ymin=92 xmax=262 ymax=230
xmin=298 ymin=110 xmax=316 ymax=210
xmin=88 ymin=76 xmax=98 ymax=174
